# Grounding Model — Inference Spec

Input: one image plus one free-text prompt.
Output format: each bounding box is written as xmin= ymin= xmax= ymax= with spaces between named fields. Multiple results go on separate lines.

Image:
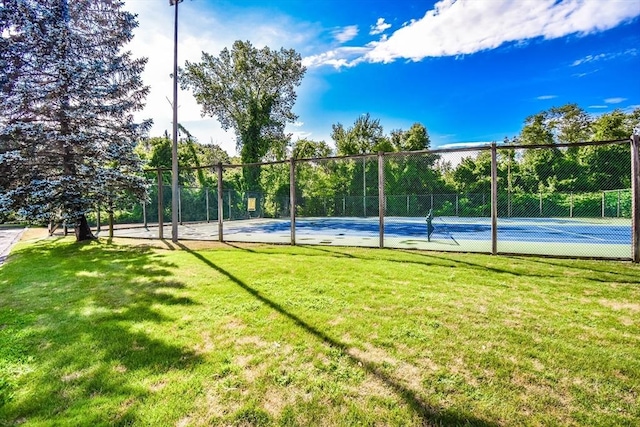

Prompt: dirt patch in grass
xmin=395 ymin=361 xmax=426 ymax=391
xmin=223 ymin=317 xmax=246 ymax=331
xmin=61 ymin=370 xmax=85 ymax=383
xmin=241 ymin=361 xmax=266 ymax=384
xmin=618 ymin=316 xmax=634 ymax=326
xmin=20 ymin=227 xmax=49 ymax=241
xmin=175 ymin=415 xmax=192 ymax=427
xmin=113 ymin=364 xmax=127 ymax=374
xmin=235 ymin=335 xmax=268 ymax=348
xmin=350 ymin=373 xmax=394 ymax=400
xmin=599 ymin=299 xmax=640 ymax=312
xmin=262 ymin=389 xmax=293 ymax=418
xmin=148 ymin=379 xmax=167 ymax=392
xmin=348 ymin=344 xmax=398 ymax=367
xmin=194 ymin=331 xmax=215 ymax=355
xmin=328 ymin=316 xmax=345 ymax=326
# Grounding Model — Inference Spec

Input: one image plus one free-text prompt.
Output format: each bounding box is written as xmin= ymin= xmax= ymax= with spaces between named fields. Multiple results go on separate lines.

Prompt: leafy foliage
xmin=450 ymin=105 xmax=638 ymax=194
xmin=129 ymin=101 xmax=636 ymax=224
xmin=332 ymin=113 xmax=390 ymax=155
xmin=179 ymin=40 xmax=305 ymax=189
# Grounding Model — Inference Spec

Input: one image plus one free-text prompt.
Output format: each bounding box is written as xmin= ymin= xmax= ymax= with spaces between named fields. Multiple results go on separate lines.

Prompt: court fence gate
xmin=101 ymin=136 xmax=640 ymax=262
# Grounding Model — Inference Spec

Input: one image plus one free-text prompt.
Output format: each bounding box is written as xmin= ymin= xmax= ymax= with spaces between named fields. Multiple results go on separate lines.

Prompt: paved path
xmin=0 ymin=227 xmax=26 ymax=266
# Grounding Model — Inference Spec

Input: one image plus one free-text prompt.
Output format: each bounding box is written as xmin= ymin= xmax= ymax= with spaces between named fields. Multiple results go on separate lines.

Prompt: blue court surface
xmin=223 ymin=216 xmax=631 ymax=245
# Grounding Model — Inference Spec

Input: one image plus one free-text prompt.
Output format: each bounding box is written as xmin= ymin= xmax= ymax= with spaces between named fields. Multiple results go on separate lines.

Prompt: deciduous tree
xmin=332 ymin=113 xmax=390 ymax=155
xmin=179 ymin=40 xmax=305 ymax=190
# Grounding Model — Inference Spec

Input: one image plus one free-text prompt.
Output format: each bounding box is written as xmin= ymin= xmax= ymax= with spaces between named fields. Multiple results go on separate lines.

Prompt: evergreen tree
xmin=0 ymin=0 xmax=150 ymax=240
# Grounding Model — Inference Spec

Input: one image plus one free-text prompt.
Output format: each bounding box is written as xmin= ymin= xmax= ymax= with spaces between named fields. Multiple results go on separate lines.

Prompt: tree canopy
xmin=451 ymin=105 xmax=639 ymax=195
xmin=0 ymin=0 xmax=149 ymax=240
xmin=332 ymin=113 xmax=390 ymax=155
xmin=179 ymin=40 xmax=305 ymax=189
xmin=116 ymin=104 xmax=637 ymax=223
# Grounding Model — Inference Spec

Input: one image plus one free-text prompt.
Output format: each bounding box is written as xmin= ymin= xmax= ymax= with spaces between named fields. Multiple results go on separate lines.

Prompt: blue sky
xmin=124 ymin=0 xmax=640 ymax=154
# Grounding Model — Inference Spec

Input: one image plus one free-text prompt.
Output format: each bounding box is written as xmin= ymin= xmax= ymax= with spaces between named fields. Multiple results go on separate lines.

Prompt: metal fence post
xmin=290 ymin=157 xmax=296 ymax=245
xmin=217 ymin=163 xmax=223 ymax=242
xmin=539 ymin=192 xmax=543 ymax=217
xmin=631 ymin=134 xmax=640 ymax=263
xmin=363 ymin=157 xmax=366 ymax=217
xmin=108 ymin=205 xmax=114 ymax=238
xmin=96 ymin=206 xmax=101 ymax=234
xmin=142 ymin=202 xmax=147 ymax=228
xmin=157 ymin=169 xmax=164 ymax=239
xmin=482 ymin=193 xmax=486 ymax=215
xmin=178 ymin=186 xmax=182 ymax=225
xmin=378 ymin=151 xmax=385 ymax=249
xmin=491 ymin=143 xmax=498 ymax=255
xmin=206 ymin=187 xmax=209 ymax=223
xmin=570 ymin=192 xmax=574 ymax=218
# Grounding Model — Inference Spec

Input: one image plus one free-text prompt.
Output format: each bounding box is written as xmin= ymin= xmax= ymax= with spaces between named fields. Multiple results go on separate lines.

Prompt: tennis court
xmin=111 ymin=216 xmax=632 ymax=259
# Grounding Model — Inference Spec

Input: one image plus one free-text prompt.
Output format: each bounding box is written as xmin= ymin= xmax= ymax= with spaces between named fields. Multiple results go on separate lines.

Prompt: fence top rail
xmin=222 ymin=159 xmax=289 ymax=169
xmin=143 ymin=138 xmax=631 ymax=173
xmin=144 ymin=158 xmax=289 ymax=173
xmin=497 ymin=138 xmax=630 ymax=151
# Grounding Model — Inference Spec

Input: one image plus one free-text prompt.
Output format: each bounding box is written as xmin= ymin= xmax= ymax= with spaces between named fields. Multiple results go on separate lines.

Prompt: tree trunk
xmin=75 ymin=214 xmax=95 ymax=241
xmin=109 ymin=211 xmax=114 ymax=238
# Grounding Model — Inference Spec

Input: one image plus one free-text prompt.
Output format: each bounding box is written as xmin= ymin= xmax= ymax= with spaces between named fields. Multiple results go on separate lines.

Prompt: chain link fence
xmin=104 ymin=137 xmax=639 ymax=261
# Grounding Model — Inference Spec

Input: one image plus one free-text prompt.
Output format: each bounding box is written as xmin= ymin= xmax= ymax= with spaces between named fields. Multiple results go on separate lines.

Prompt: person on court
xmin=426 ymin=209 xmax=435 ymax=242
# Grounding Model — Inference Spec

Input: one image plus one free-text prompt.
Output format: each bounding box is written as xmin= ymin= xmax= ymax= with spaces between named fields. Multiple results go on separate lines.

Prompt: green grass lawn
xmin=1 ymin=236 xmax=639 ymax=426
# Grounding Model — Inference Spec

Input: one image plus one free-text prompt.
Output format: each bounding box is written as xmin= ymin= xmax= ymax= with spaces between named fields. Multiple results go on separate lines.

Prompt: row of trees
xmin=1 ymin=1 xmax=637 ymax=239
xmin=451 ymin=105 xmax=639 ymax=195
xmin=134 ymin=104 xmax=637 ymax=222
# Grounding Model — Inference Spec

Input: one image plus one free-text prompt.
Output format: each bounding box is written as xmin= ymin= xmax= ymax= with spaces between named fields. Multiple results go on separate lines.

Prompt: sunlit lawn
xmin=1 ymin=234 xmax=639 ymax=426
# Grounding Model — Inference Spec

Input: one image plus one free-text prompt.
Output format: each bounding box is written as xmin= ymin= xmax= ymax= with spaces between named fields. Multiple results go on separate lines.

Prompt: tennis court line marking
xmin=533 ymin=225 xmax=608 ymax=242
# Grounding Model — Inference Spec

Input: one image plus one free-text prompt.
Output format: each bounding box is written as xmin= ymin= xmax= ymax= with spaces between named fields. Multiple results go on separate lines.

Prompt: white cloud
xmin=302 ymin=47 xmax=369 ymax=69
xmin=536 ymin=95 xmax=557 ymax=100
xmin=332 ymin=25 xmax=359 ymax=43
xmin=365 ymin=0 xmax=640 ymax=63
xmin=605 ymin=97 xmax=627 ymax=104
xmin=572 ymin=53 xmax=607 ymax=66
xmin=288 ymin=130 xmax=313 ymax=141
xmin=572 ymin=69 xmax=599 ymax=78
xmin=588 ymin=105 xmax=608 ymax=109
xmin=435 ymin=142 xmax=493 ymax=167
xmin=572 ymin=48 xmax=638 ymax=66
xmin=123 ymin=0 xmax=640 ymax=149
xmin=370 ymin=18 xmax=391 ymax=35
xmin=437 ymin=141 xmax=493 ymax=149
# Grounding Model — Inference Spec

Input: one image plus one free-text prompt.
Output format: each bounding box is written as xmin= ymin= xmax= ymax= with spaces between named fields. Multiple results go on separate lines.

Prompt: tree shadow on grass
xmin=289 ymin=244 xmax=358 ymax=259
xmin=0 ymin=239 xmax=203 ymax=425
xmin=223 ymin=243 xmax=547 ymax=278
xmin=507 ymin=255 xmax=640 ymax=284
xmin=302 ymin=245 xmax=634 ymax=284
xmin=175 ymin=243 xmax=498 ymax=427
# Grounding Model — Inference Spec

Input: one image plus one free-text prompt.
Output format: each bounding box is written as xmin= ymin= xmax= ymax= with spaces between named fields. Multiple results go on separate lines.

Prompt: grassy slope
xmin=0 ymin=237 xmax=639 ymax=426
